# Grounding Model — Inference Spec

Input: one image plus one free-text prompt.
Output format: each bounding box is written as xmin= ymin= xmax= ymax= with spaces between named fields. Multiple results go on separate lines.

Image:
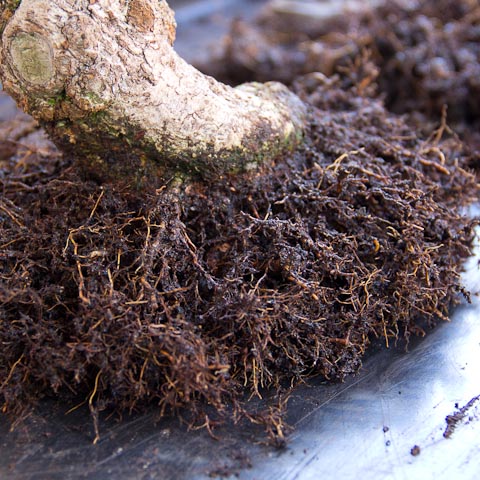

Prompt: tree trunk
xmin=0 ymin=0 xmax=307 ymax=187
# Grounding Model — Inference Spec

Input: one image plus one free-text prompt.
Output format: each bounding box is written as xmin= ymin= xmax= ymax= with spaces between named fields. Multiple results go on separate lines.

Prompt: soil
xmin=1 ymin=0 xmax=479 ymax=443
xmin=204 ymin=0 xmax=480 ymax=150
xmin=410 ymin=444 xmax=421 ymax=456
xmin=443 ymin=394 xmax=480 ymax=438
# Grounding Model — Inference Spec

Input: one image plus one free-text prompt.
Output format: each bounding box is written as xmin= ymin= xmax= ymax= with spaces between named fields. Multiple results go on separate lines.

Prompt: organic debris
xmin=1 ymin=65 xmax=478 ymax=442
xmin=443 ymin=394 xmax=480 ymax=438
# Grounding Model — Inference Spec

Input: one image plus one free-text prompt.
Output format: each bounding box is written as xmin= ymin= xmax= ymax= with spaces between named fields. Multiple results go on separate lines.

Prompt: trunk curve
xmin=0 ymin=0 xmax=307 ymax=186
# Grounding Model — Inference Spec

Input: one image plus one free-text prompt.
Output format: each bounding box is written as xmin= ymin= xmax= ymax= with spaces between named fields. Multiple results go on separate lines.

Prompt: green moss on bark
xmin=40 ymin=96 xmax=306 ymax=189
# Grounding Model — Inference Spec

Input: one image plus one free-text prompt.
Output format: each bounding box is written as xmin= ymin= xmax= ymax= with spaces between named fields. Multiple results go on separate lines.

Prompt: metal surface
xmin=1 ymin=1 xmax=480 ymax=478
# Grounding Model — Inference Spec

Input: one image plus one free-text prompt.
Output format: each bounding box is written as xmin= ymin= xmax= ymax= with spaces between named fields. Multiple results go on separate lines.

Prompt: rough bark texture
xmin=0 ymin=0 xmax=307 ymax=186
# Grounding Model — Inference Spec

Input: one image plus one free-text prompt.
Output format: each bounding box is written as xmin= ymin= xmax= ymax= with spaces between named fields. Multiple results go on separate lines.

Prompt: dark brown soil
xmin=1 ymin=0 xmax=479 ymax=443
xmin=205 ymin=0 xmax=480 ymax=148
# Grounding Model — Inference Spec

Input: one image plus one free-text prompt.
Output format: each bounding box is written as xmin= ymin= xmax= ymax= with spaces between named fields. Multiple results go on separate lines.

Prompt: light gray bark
xmin=0 ymin=0 xmax=307 ymax=185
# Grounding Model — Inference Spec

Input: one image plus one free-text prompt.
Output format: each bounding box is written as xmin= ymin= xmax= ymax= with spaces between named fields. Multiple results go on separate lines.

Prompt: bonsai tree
xmin=1 ymin=0 xmax=478 ymax=446
xmin=0 ymin=0 xmax=307 ymax=186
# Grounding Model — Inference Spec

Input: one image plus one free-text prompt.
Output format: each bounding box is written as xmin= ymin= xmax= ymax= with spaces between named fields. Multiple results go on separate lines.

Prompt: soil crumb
xmin=410 ymin=445 xmax=421 ymax=456
xmin=443 ymin=394 xmax=480 ymax=438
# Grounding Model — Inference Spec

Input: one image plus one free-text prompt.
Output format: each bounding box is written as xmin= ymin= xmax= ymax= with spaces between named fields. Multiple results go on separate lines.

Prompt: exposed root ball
xmin=0 ymin=77 xmax=478 ymax=440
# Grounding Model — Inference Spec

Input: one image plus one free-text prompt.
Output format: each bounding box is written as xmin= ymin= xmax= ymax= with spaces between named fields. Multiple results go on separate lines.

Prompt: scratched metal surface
xmin=2 ymin=1 xmax=480 ymax=479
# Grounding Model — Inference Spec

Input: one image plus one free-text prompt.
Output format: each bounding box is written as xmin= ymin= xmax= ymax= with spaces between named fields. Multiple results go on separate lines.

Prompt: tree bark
xmin=0 ymin=0 xmax=307 ymax=186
